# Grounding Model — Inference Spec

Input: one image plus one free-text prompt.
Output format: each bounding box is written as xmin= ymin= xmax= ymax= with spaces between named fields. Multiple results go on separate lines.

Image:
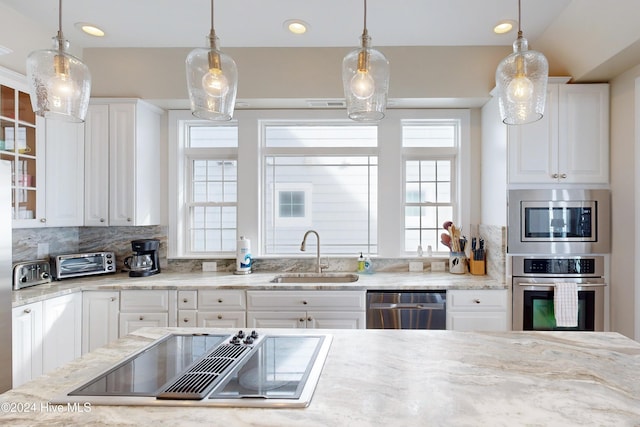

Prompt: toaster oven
xmin=52 ymin=252 xmax=117 ymax=280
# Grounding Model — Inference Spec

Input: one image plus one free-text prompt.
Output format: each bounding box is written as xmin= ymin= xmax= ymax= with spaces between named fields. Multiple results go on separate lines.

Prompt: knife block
xmin=469 ymin=253 xmax=486 ymax=276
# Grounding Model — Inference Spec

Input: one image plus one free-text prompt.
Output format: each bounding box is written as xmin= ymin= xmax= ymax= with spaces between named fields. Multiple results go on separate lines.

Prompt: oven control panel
xmin=512 ymin=255 xmax=605 ymax=278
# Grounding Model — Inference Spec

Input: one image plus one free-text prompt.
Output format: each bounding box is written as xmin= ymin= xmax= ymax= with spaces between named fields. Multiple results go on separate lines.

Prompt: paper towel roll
xmin=236 ymin=236 xmax=252 ymax=274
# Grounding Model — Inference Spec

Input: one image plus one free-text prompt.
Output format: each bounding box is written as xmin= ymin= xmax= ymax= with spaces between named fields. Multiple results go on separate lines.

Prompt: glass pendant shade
xmin=186 ymin=35 xmax=238 ymax=121
xmin=496 ymin=34 xmax=548 ymax=125
xmin=26 ymin=36 xmax=91 ymax=122
xmin=342 ymin=34 xmax=390 ymax=122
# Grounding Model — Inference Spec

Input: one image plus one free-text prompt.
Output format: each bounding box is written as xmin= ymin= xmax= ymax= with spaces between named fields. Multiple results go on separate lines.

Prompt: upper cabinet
xmin=84 ymin=99 xmax=162 ymax=226
xmin=508 ymin=84 xmax=609 ymax=185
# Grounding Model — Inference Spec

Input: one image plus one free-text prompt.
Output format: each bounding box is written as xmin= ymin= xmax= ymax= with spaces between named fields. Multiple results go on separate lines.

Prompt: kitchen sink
xmin=270 ymin=273 xmax=359 ymax=283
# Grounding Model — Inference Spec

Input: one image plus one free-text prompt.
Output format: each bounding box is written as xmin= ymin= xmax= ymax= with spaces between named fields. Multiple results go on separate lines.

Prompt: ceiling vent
xmin=306 ymin=99 xmax=346 ymax=108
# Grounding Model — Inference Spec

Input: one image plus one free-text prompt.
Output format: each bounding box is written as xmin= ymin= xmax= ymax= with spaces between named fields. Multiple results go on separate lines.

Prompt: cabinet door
xmin=42 ymin=293 xmax=82 ymax=373
xmin=446 ymin=312 xmax=508 ymax=332
xmin=197 ymin=311 xmax=246 ymax=328
xmin=307 ymin=311 xmax=365 ymax=329
xmin=12 ymin=302 xmax=43 ymax=387
xmin=82 ymin=291 xmax=119 ymax=354
xmin=508 ymin=85 xmax=558 ymax=184
xmin=44 ymin=120 xmax=85 ymax=227
xmin=109 ymin=103 xmax=136 ymax=226
xmin=119 ymin=313 xmax=168 ymax=337
xmin=84 ymin=104 xmax=110 ymax=226
xmin=558 ymin=84 xmax=609 ymax=184
xmin=246 ymin=311 xmax=307 ymax=328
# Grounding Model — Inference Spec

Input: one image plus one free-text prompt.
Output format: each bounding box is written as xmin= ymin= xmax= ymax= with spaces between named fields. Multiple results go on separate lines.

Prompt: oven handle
xmin=516 ymin=282 xmax=607 ymax=287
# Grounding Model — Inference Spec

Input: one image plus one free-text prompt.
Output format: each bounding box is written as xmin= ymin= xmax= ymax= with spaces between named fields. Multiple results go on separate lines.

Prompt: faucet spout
xmin=300 ymin=230 xmax=323 ymax=274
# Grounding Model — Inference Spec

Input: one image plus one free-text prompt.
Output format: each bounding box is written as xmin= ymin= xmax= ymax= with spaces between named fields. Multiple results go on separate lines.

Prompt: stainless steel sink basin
xmin=270 ymin=273 xmax=359 ymax=283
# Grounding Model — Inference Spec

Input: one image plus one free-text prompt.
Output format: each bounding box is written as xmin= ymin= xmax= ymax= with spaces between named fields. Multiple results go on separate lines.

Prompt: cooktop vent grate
xmin=156 ymin=344 xmax=250 ymax=400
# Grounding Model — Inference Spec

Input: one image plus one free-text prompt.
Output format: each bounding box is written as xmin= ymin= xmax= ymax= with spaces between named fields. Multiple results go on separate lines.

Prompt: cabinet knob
xmin=307 ymin=317 xmax=312 ymax=322
xmin=127 ymin=218 xmax=132 ymax=222
xmin=183 ymin=298 xmax=188 ymax=303
xmin=302 ymin=300 xmax=308 ymax=305
xmin=183 ymin=318 xmax=189 ymax=323
xmin=552 ymin=173 xmax=559 ymax=179
xmin=218 ymin=298 xmax=223 ymax=303
xmin=23 ymin=308 xmax=31 ymax=314
xmin=139 ymin=316 xmax=144 ymax=320
xmin=39 ymin=218 xmax=46 ymax=223
xmin=473 ymin=299 xmax=481 ymax=304
xmin=217 ymin=314 xmax=223 ymax=320
xmin=299 ymin=318 xmax=305 ymax=323
xmin=100 ymin=218 xmax=105 ymax=223
xmin=560 ymin=173 xmax=567 ymax=179
xmin=110 ymin=297 xmax=117 ymax=302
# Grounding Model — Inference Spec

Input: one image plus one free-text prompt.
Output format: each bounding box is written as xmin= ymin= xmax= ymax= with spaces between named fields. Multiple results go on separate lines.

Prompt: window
xmin=169 ymin=109 xmax=470 ymax=259
xmin=263 ymin=124 xmax=377 ymax=255
xmin=403 ymin=120 xmax=460 ymax=253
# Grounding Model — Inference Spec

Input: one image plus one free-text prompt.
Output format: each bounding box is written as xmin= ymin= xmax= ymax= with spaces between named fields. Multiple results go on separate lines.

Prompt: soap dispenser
xmin=357 ymin=253 xmax=365 ymax=273
xmin=364 ymin=254 xmax=374 ymax=274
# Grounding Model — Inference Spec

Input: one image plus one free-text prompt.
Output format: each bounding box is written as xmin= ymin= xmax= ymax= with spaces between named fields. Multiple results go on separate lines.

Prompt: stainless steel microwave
xmin=507 ymin=189 xmax=610 ymax=254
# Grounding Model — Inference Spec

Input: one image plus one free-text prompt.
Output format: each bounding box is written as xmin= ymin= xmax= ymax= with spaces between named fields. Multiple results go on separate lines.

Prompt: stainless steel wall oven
xmin=512 ymin=255 xmax=606 ymax=331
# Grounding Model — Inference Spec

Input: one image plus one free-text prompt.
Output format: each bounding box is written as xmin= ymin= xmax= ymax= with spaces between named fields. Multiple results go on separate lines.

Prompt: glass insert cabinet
xmin=0 ymin=82 xmax=39 ymax=223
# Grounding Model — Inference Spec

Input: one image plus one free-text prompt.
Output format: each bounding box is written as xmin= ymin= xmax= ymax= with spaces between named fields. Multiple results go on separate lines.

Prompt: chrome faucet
xmin=300 ymin=230 xmax=327 ymax=273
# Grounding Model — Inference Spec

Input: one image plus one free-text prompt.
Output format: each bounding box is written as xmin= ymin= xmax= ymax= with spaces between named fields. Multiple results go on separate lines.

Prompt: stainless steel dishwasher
xmin=366 ymin=291 xmax=446 ymax=329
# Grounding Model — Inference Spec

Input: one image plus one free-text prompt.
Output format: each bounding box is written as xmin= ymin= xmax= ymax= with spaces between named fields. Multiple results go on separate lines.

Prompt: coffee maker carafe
xmin=125 ymin=239 xmax=160 ymax=277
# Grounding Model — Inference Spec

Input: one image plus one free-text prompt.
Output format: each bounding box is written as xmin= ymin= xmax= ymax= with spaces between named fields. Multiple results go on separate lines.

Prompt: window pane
xmin=403 ymin=121 xmax=457 ymax=148
xmin=189 ymin=125 xmax=238 ymax=148
xmin=265 ymin=125 xmax=377 ymax=148
xmin=265 ymin=155 xmax=377 ymax=254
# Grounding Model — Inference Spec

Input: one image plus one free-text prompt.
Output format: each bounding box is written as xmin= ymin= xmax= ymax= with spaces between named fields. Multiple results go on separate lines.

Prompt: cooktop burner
xmin=58 ymin=331 xmax=333 ymax=408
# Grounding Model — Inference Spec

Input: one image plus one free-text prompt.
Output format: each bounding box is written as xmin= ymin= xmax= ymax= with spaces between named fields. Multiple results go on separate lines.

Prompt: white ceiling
xmin=0 ymin=0 xmax=571 ymax=49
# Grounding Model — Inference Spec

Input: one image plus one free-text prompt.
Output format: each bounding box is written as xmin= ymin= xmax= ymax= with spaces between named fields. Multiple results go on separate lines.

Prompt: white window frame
xmin=168 ymin=109 xmax=470 ymax=259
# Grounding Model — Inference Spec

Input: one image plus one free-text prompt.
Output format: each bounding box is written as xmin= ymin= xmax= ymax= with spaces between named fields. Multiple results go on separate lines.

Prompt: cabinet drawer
xmin=246 ymin=290 xmax=366 ymax=311
xmin=447 ymin=290 xmax=507 ymax=311
xmin=120 ymin=290 xmax=169 ymax=312
xmin=178 ymin=310 xmax=197 ymax=326
xmin=178 ymin=291 xmax=198 ymax=310
xmin=198 ymin=290 xmax=246 ymax=310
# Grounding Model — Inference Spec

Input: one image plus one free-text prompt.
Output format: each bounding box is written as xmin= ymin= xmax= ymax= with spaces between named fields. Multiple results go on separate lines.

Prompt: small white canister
xmin=235 ymin=236 xmax=252 ymax=274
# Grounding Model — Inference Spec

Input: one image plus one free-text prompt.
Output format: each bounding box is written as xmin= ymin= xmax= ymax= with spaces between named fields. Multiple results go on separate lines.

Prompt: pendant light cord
xmin=208 ymin=0 xmax=217 ymax=47
xmin=517 ymin=0 xmax=522 ymax=36
xmin=363 ymin=0 xmax=367 ymax=33
xmin=57 ymin=0 xmax=64 ymax=39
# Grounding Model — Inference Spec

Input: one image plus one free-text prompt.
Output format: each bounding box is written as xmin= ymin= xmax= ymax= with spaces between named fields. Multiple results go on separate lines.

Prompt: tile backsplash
xmin=13 ymin=224 xmax=507 ymax=281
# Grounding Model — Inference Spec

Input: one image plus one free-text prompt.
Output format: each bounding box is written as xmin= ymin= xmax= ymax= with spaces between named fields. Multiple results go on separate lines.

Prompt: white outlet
xmin=409 ymin=261 xmax=423 ymax=272
xmin=37 ymin=243 xmax=49 ymax=259
xmin=202 ymin=262 xmax=217 ymax=272
xmin=431 ymin=261 xmax=446 ymax=272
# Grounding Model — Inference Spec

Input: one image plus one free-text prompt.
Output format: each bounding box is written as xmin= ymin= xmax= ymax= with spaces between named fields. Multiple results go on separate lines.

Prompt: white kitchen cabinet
xmin=446 ymin=289 xmax=508 ymax=331
xmin=12 ymin=301 xmax=43 ymax=387
xmin=82 ymin=291 xmax=120 ymax=354
xmin=119 ymin=290 xmax=175 ymax=337
xmin=177 ymin=289 xmax=246 ymax=328
xmin=42 ymin=120 xmax=85 ymax=227
xmin=42 ymin=293 xmax=82 ymax=373
xmin=84 ymin=99 xmax=162 ymax=226
xmin=246 ymin=290 xmax=366 ymax=329
xmin=508 ymin=84 xmax=609 ymax=184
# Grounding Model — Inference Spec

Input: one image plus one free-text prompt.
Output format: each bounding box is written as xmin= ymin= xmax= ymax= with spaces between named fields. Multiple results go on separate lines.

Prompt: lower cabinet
xmin=446 ymin=289 xmax=508 ymax=331
xmin=12 ymin=293 xmax=82 ymax=387
xmin=246 ymin=290 xmax=366 ymax=329
xmin=82 ymin=291 xmax=120 ymax=354
xmin=177 ymin=289 xmax=246 ymax=328
xmin=119 ymin=290 xmax=174 ymax=337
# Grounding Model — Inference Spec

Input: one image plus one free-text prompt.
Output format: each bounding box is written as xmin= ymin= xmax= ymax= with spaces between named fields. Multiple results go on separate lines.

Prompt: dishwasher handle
xmin=368 ymin=302 xmax=445 ymax=310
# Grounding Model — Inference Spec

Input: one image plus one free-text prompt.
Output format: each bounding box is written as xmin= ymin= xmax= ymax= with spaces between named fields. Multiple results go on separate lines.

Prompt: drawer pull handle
xmin=183 ymin=318 xmax=189 ymax=323
xmin=302 ymin=300 xmax=308 ymax=305
xmin=23 ymin=308 xmax=31 ymax=314
xmin=299 ymin=318 xmax=305 ymax=322
xmin=139 ymin=316 xmax=144 ymax=320
xmin=218 ymin=299 xmax=223 ymax=303
xmin=217 ymin=315 xmax=223 ymax=320
xmin=307 ymin=317 xmax=312 ymax=322
xmin=110 ymin=297 xmax=117 ymax=302
xmin=183 ymin=298 xmax=188 ymax=303
xmin=473 ymin=299 xmax=481 ymax=304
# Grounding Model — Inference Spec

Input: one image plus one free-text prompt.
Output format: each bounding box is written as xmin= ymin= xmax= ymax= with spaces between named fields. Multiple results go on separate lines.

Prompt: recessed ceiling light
xmin=283 ymin=19 xmax=310 ymax=35
xmin=75 ymin=22 xmax=105 ymax=37
xmin=494 ymin=20 xmax=515 ymax=34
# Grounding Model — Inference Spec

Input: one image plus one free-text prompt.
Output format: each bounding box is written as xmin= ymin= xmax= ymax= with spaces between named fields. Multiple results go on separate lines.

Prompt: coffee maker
xmin=125 ymin=239 xmax=161 ymax=277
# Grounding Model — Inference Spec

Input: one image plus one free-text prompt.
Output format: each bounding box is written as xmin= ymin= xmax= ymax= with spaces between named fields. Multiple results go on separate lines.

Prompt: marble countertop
xmin=12 ymin=271 xmax=504 ymax=307
xmin=1 ymin=327 xmax=640 ymax=425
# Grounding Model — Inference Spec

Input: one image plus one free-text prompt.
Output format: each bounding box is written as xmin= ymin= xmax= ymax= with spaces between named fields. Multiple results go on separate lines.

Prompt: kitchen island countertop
xmin=1 ymin=327 xmax=639 ymax=426
xmin=12 ymin=270 xmax=504 ymax=307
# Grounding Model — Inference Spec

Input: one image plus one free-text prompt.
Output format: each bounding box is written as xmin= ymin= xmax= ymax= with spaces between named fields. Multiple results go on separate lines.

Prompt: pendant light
xmin=186 ymin=0 xmax=238 ymax=121
xmin=495 ymin=0 xmax=548 ymax=125
xmin=26 ymin=0 xmax=91 ymax=122
xmin=342 ymin=0 xmax=390 ymax=122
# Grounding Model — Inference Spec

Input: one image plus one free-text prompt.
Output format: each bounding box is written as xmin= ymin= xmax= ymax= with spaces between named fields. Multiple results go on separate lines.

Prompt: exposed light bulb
xmin=202 ymin=68 xmax=229 ymax=97
xmin=48 ymin=73 xmax=76 ymax=108
xmin=506 ymin=75 xmax=534 ymax=103
xmin=350 ymin=70 xmax=375 ymax=99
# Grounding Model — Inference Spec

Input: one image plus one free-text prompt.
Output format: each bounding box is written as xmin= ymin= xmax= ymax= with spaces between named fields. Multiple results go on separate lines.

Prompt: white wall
xmin=479 ymin=95 xmax=507 ymax=227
